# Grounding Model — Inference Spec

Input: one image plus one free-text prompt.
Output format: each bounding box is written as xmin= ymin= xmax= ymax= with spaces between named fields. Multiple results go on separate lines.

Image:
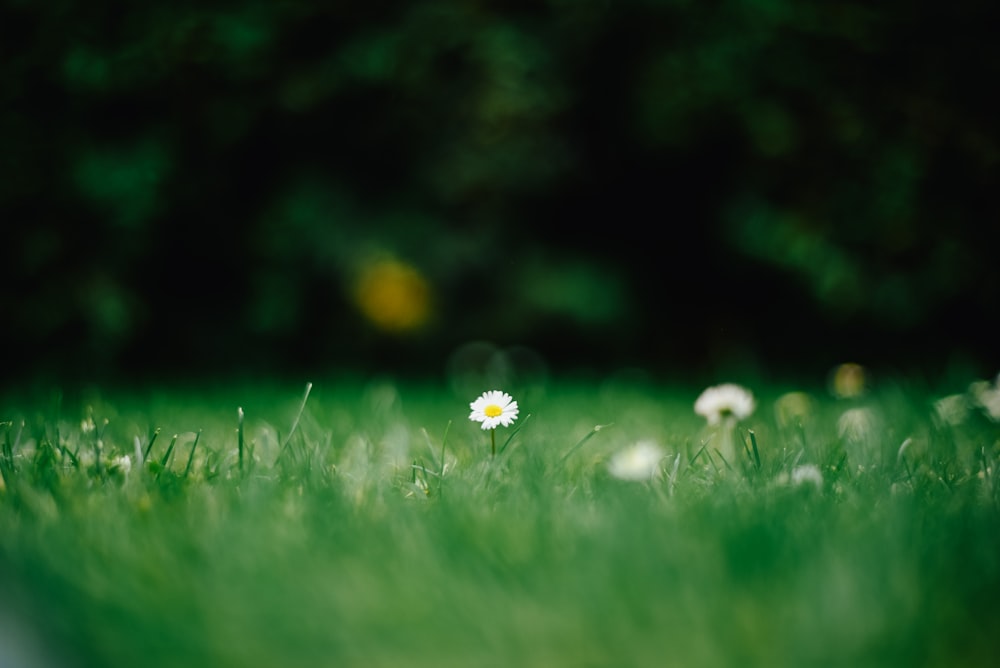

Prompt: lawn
xmin=2 ymin=373 xmax=999 ymax=667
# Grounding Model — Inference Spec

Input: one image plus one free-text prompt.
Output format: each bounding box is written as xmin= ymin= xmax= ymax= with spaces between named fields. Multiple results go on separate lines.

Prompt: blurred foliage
xmin=1 ymin=0 xmax=998 ymax=381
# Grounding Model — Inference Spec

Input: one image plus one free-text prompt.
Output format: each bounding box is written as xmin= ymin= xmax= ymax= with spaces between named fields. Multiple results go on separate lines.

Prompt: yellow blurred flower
xmin=774 ymin=391 xmax=814 ymax=429
xmin=353 ymin=258 xmax=431 ymax=332
xmin=830 ymin=362 xmax=867 ymax=399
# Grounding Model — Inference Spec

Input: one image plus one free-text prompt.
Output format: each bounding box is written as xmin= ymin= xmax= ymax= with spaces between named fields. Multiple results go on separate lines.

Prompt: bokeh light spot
xmin=353 ymin=258 xmax=432 ymax=333
xmin=830 ymin=362 xmax=867 ymax=399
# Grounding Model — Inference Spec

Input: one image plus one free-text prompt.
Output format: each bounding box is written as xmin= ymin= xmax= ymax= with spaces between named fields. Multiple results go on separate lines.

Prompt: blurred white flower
xmin=837 ymin=407 xmax=876 ymax=441
xmin=694 ymin=383 xmax=755 ymax=425
xmin=607 ymin=441 xmax=665 ymax=481
xmin=969 ymin=373 xmax=1000 ymax=422
xmin=469 ymin=390 xmax=519 ymax=430
xmin=933 ymin=393 xmax=970 ymax=427
xmin=790 ymin=464 xmax=823 ymax=490
xmin=110 ymin=455 xmax=131 ymax=475
xmin=78 ymin=450 xmax=96 ymax=468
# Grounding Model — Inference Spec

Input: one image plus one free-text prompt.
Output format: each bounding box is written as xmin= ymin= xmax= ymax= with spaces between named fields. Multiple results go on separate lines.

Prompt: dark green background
xmin=3 ymin=0 xmax=998 ymax=384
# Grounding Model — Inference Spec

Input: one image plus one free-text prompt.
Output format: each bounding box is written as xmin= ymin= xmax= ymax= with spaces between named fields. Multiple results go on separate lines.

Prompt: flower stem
xmin=491 ymin=429 xmax=496 ymax=458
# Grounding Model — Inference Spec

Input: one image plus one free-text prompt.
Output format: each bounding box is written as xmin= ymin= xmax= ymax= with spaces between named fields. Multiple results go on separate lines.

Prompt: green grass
xmin=2 ymin=376 xmax=999 ymax=668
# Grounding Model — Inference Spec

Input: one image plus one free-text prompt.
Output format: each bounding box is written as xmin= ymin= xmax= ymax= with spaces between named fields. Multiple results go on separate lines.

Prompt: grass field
xmin=2 ymin=373 xmax=999 ymax=667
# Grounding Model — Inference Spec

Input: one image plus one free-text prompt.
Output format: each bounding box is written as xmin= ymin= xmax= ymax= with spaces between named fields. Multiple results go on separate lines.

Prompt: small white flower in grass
xmin=110 ymin=455 xmax=131 ymax=475
xmin=969 ymin=373 xmax=1000 ymax=422
xmin=774 ymin=464 xmax=824 ymax=490
xmin=790 ymin=464 xmax=823 ymax=490
xmin=837 ymin=407 xmax=880 ymax=466
xmin=607 ymin=441 xmax=665 ymax=481
xmin=78 ymin=450 xmax=96 ymax=469
xmin=469 ymin=390 xmax=519 ymax=430
xmin=837 ymin=407 xmax=875 ymax=441
xmin=933 ymin=393 xmax=969 ymax=427
xmin=694 ymin=383 xmax=756 ymax=426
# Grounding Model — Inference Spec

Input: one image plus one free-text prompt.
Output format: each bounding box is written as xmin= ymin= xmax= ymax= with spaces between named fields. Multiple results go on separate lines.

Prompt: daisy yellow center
xmin=484 ymin=404 xmax=503 ymax=418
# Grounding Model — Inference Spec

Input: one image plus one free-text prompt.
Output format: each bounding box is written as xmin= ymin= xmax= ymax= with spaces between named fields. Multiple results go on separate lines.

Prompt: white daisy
xmin=469 ymin=390 xmax=519 ymax=430
xmin=607 ymin=441 xmax=665 ymax=481
xmin=694 ymin=383 xmax=756 ymax=425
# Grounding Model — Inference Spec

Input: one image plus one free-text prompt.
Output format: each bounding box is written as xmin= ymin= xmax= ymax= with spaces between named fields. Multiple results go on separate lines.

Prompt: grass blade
xmin=183 ymin=430 xmax=202 ymax=478
xmin=238 ymin=407 xmax=245 ymax=474
xmin=748 ymin=429 xmax=762 ymax=470
xmin=275 ymin=382 xmax=313 ymax=466
xmin=560 ymin=422 xmax=613 ymax=463
xmin=143 ymin=428 xmax=161 ymax=463
xmin=498 ymin=413 xmax=532 ymax=456
xmin=160 ymin=434 xmax=179 ymax=468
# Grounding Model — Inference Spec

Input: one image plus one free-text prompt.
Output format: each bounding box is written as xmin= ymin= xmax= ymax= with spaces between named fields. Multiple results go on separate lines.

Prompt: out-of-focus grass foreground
xmin=2 ymin=371 xmax=1000 ymax=667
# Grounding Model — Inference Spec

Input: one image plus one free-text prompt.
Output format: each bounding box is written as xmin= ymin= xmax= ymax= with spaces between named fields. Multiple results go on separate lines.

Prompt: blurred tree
xmin=1 ymin=0 xmax=997 ymax=382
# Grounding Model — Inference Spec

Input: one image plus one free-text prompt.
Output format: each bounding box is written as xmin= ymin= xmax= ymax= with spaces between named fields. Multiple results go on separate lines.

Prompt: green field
xmin=2 ymin=375 xmax=999 ymax=667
